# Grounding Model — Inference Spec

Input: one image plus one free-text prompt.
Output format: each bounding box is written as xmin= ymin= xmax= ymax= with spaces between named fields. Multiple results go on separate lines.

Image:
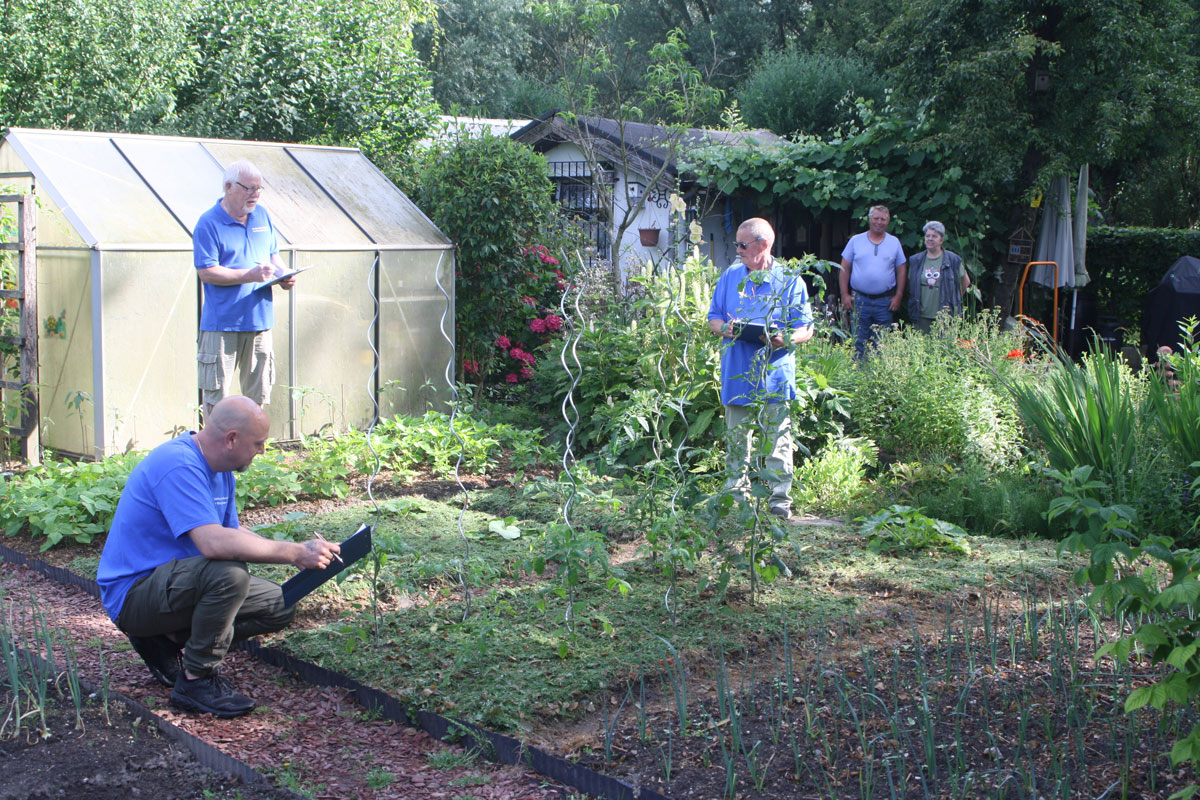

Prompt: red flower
xmin=1005 ymin=348 xmax=1024 ymax=359
xmin=463 ymin=359 xmax=480 ymax=375
xmin=521 ymin=296 xmax=537 ymax=306
xmin=4 ymin=298 xmax=17 ymax=310
xmin=530 ymin=318 xmax=547 ymax=333
xmin=520 ymin=366 xmax=534 ymax=380
xmin=505 ymin=373 xmax=519 ymax=383
xmin=495 ymin=335 xmax=511 ymax=350
xmin=542 ymin=255 xmax=559 ymax=266
xmin=543 ymin=314 xmax=562 ymax=332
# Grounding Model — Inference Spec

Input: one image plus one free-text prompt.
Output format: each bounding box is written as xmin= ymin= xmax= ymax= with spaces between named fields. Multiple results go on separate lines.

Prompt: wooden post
xmin=18 ymin=194 xmax=38 ymax=465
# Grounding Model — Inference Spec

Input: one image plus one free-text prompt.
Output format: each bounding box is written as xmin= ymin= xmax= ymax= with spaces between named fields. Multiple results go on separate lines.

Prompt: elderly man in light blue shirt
xmin=708 ymin=218 xmax=814 ymax=522
xmin=838 ymin=205 xmax=907 ymax=357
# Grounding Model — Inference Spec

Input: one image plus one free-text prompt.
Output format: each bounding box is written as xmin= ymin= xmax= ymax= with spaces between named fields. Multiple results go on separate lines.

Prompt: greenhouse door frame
xmin=0 ymin=173 xmax=40 ymax=465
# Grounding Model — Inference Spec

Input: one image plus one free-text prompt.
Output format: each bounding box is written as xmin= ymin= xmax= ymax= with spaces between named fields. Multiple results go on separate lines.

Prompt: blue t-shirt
xmin=193 ymin=200 xmax=279 ymax=332
xmin=97 ymin=434 xmax=239 ymax=622
xmin=841 ymin=232 xmax=906 ymax=295
xmin=708 ymin=261 xmax=813 ymax=406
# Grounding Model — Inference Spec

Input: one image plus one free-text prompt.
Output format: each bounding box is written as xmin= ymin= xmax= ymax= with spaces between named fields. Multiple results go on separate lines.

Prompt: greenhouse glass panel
xmin=202 ymin=143 xmax=367 ymax=247
xmin=289 ymin=251 xmax=377 ymax=435
xmin=379 ymin=250 xmax=454 ymax=417
xmin=37 ymin=251 xmax=95 ymax=456
xmin=111 ymin=138 xmax=229 ymax=239
xmin=288 ymin=149 xmax=447 ymax=246
xmin=99 ymin=252 xmax=198 ymax=455
xmin=14 ymin=132 xmax=188 ymax=244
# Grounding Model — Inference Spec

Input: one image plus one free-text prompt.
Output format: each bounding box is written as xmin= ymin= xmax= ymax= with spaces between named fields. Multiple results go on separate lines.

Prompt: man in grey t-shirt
xmin=838 ymin=205 xmax=906 ymax=357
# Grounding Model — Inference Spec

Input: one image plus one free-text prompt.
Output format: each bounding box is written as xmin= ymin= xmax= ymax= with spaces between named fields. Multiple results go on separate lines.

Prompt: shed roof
xmin=511 ymin=112 xmax=781 ymax=179
xmin=1 ymin=127 xmax=449 ymax=251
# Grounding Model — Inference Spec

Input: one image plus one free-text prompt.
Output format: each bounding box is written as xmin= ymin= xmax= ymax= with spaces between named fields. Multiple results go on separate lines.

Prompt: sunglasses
xmin=735 ymin=236 xmax=764 ymax=250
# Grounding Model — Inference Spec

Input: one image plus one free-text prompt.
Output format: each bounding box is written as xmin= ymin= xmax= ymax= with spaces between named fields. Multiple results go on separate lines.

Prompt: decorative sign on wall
xmin=44 ymin=310 xmax=66 ymax=338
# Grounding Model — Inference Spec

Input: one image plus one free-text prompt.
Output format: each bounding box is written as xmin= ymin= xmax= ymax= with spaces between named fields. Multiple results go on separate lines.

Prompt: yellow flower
xmin=688 ymin=220 xmax=703 ymax=244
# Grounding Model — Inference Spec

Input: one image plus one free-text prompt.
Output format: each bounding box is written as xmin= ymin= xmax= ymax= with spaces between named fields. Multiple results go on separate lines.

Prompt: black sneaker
xmin=127 ymin=634 xmax=182 ymax=688
xmin=170 ymin=671 xmax=256 ymax=718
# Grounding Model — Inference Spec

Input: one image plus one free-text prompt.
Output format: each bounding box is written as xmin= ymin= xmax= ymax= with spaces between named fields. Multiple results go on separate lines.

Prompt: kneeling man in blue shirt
xmin=97 ymin=396 xmax=340 ymax=717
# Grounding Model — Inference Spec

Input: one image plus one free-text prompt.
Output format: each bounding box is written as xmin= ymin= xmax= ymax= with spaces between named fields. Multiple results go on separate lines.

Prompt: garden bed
xmin=6 ymin=466 xmax=1194 ymax=799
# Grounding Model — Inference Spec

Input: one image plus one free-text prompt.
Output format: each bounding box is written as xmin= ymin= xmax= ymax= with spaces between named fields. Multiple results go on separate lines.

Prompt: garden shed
xmin=0 ymin=127 xmax=453 ymax=458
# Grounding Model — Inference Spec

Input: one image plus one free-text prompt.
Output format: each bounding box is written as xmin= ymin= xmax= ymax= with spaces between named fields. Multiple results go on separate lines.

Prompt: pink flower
xmin=505 ymin=373 xmax=519 ymax=383
xmin=543 ymin=314 xmax=562 ymax=332
xmin=542 ymin=254 xmax=559 ymax=266
xmin=530 ymin=318 xmax=547 ymax=333
xmin=463 ymin=359 xmax=479 ymax=375
xmin=520 ymin=367 xmax=534 ymax=380
xmin=510 ymin=346 xmax=526 ymax=361
xmin=521 ymin=296 xmax=537 ymax=306
xmin=495 ymin=335 xmax=511 ymax=350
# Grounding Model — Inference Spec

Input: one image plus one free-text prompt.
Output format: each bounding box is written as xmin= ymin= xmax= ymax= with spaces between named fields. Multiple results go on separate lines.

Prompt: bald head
xmin=737 ymin=218 xmax=775 ymax=246
xmin=206 ymin=396 xmax=268 ymax=436
xmin=198 ymin=396 xmax=270 ymax=472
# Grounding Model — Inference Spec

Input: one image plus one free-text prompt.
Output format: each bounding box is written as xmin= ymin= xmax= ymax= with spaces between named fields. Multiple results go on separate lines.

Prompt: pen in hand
xmin=313 ymin=531 xmax=344 ymax=564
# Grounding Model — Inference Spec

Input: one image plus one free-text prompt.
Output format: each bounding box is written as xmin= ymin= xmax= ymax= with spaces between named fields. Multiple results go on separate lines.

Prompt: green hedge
xmin=1086 ymin=226 xmax=1200 ymax=328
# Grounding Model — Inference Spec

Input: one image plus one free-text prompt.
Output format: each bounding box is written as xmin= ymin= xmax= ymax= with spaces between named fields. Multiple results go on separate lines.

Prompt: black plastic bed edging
xmin=7 ymin=641 xmax=305 ymax=800
xmin=0 ymin=543 xmax=674 ymax=800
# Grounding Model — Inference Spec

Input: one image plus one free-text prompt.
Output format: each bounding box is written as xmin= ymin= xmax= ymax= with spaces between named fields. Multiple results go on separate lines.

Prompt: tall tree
xmin=874 ymin=0 xmax=1200 ymax=311
xmin=414 ymin=0 xmax=532 ymax=115
xmin=0 ymin=0 xmax=196 ymax=131
xmin=174 ymin=0 xmax=439 ymax=179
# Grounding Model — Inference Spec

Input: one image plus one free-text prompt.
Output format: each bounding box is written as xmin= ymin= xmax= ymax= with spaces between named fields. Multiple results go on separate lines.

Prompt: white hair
xmin=922 ymin=220 xmax=946 ymax=237
xmin=222 ymin=160 xmax=261 ymax=188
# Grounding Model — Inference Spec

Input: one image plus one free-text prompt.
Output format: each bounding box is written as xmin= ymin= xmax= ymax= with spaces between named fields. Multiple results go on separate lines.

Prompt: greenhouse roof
xmin=1 ymin=127 xmax=449 ymax=251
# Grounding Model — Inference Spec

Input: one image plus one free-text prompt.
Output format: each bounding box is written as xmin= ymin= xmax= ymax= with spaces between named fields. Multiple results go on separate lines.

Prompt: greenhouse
xmin=0 ymin=128 xmax=453 ymax=458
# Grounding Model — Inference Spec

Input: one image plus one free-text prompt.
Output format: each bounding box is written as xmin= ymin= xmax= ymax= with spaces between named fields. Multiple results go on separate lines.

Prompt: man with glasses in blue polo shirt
xmin=708 ymin=218 xmax=814 ymax=524
xmin=838 ymin=205 xmax=906 ymax=358
xmin=193 ymin=160 xmax=297 ymax=418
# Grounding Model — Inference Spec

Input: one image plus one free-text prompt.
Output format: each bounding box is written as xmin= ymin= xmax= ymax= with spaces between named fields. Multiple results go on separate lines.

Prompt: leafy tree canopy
xmin=0 ymin=0 xmax=196 ymax=132
xmin=736 ymin=47 xmax=886 ymax=137
xmin=174 ymin=0 xmax=439 ymax=179
xmin=874 ymin=0 xmax=1200 ymax=188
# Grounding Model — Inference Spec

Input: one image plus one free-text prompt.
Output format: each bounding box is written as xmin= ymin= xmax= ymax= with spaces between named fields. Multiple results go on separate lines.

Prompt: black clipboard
xmin=733 ymin=322 xmax=767 ymax=344
xmin=280 ymin=524 xmax=373 ymax=607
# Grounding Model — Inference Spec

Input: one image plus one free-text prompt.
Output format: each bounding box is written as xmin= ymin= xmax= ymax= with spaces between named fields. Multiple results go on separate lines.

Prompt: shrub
xmin=844 ymin=312 xmax=1025 ymax=470
xmin=794 ymin=435 xmax=874 ymax=514
xmin=1086 ymin=227 xmax=1200 ymax=326
xmin=736 ymin=48 xmax=885 ymax=137
xmin=416 ymin=132 xmax=578 ymax=390
xmin=887 ymin=460 xmax=1055 ymax=538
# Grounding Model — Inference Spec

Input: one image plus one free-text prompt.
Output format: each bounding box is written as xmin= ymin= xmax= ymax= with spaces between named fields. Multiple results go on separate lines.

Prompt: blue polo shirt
xmin=193 ymin=200 xmax=279 ymax=332
xmin=97 ymin=434 xmax=238 ymax=622
xmin=841 ymin=232 xmax=906 ymax=295
xmin=708 ymin=260 xmax=813 ymax=406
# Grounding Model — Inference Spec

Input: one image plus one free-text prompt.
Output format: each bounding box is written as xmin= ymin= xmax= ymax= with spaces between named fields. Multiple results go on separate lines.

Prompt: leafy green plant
xmin=0 ymin=454 xmax=141 ymax=549
xmin=845 ymin=312 xmax=1025 ymax=470
xmin=1147 ymin=319 xmax=1200 ymax=468
xmin=794 ymin=436 xmax=874 ymax=514
xmin=858 ymin=505 xmax=971 ymax=556
xmin=1006 ymin=344 xmax=1143 ymax=500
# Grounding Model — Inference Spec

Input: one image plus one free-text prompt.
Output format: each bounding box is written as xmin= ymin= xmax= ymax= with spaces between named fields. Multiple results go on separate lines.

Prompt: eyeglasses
xmin=235 ymin=181 xmax=264 ymax=196
xmin=735 ymin=236 xmax=764 ymax=250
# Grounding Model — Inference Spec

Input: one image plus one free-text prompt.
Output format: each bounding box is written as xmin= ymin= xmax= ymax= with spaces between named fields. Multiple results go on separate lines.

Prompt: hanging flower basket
xmin=639 ymin=228 xmax=661 ymax=247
